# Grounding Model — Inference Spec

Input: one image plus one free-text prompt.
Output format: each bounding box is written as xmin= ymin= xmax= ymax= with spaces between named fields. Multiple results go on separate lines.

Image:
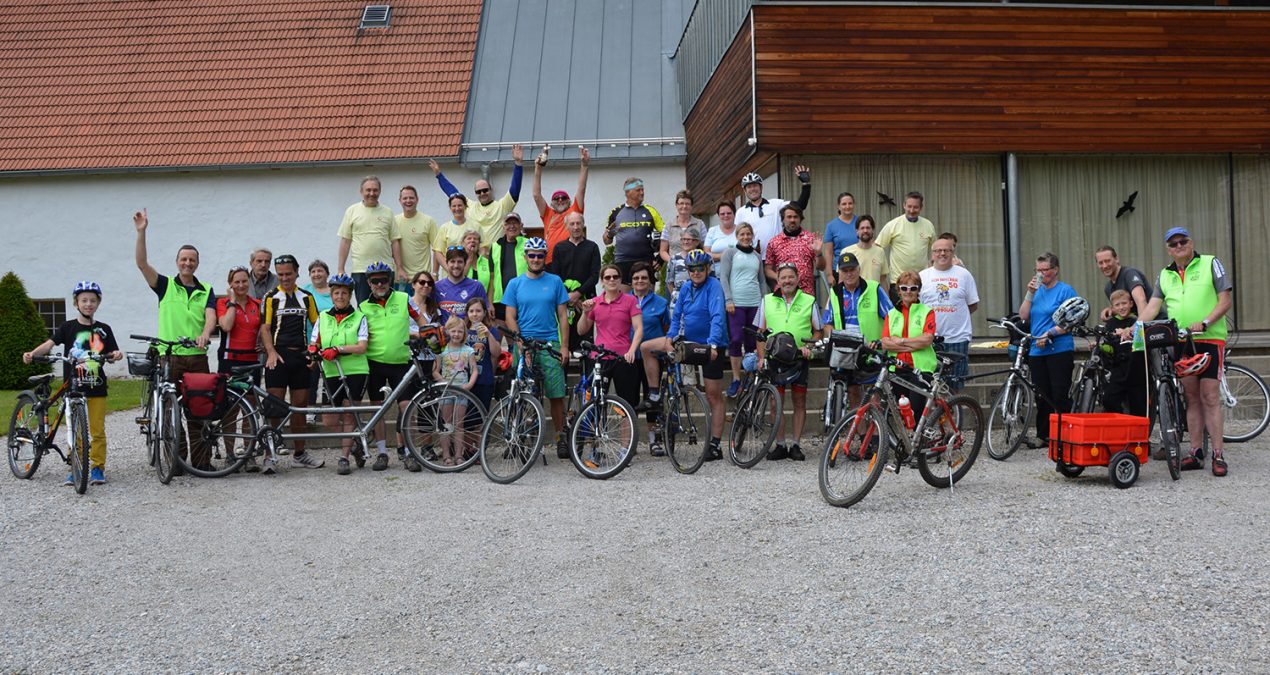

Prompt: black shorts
xmin=774 ymin=361 xmax=811 ymax=391
xmin=1191 ymin=341 xmax=1224 ymax=381
xmin=219 ymin=358 xmax=261 ymax=386
xmin=701 ymin=346 xmax=727 ymax=381
xmin=264 ymin=349 xmax=311 ymax=390
xmin=493 ymin=302 xmax=508 ymax=322
xmin=368 ymin=360 xmax=412 ymax=402
xmin=324 ymin=373 xmax=367 ymax=406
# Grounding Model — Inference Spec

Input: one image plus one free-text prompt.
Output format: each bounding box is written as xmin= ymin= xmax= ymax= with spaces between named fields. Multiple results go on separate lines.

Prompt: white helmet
xmin=741 ymin=172 xmax=763 ymax=187
xmin=1052 ymin=297 xmax=1090 ymax=330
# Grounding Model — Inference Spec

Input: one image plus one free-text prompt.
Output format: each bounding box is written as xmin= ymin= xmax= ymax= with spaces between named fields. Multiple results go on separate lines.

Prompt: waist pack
xmin=181 ymin=373 xmax=229 ymax=420
xmin=675 ymin=341 xmax=714 ymax=366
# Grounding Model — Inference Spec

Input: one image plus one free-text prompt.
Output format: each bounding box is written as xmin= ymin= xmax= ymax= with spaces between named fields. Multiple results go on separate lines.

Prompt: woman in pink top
xmin=577 ymin=263 xmax=644 ymax=408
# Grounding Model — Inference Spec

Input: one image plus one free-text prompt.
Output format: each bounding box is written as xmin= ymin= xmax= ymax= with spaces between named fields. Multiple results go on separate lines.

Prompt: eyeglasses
xmin=632 ymin=276 xmax=650 ymax=283
xmin=1167 ymin=238 xmax=1191 ymax=248
xmin=525 ymin=253 xmax=546 ymax=260
xmin=552 ymin=196 xmax=570 ymax=201
xmin=687 ymin=265 xmax=708 ymax=273
xmin=897 ymin=285 xmax=920 ymax=293
xmin=368 ymin=277 xmax=391 ymax=285
xmin=475 ymin=188 xmax=491 ymax=195
xmin=602 ymin=274 xmax=621 ymax=281
xmin=932 ymin=248 xmax=954 ymax=255
xmin=1035 ymin=267 xmax=1053 ymax=273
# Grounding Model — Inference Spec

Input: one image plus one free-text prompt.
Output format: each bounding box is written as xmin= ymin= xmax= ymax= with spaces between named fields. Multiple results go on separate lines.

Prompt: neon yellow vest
xmin=490 ymin=236 xmax=528 ymax=303
xmin=1159 ymin=254 xmax=1227 ymax=342
xmin=318 ymin=310 xmax=369 ymax=377
xmin=470 ymin=256 xmax=493 ymax=293
xmin=361 ymin=291 xmax=411 ymax=364
xmin=763 ymin=290 xmax=816 ymax=347
xmin=830 ymin=280 xmax=883 ymax=342
xmin=887 ymin=303 xmax=937 ymax=373
xmin=158 ymin=276 xmax=210 ymax=356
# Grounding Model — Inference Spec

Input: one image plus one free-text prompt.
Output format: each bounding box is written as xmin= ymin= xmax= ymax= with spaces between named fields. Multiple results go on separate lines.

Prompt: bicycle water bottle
xmin=898 ymin=396 xmax=916 ymax=430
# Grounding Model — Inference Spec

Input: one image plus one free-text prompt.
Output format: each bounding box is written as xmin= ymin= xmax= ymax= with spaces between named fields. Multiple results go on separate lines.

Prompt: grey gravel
xmin=2 ymin=410 xmax=1268 ymax=673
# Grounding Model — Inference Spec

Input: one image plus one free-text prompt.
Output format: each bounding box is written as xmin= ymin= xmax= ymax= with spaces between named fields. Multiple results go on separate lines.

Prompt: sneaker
xmin=1025 ymin=437 xmax=1048 ymax=449
xmin=556 ymin=437 xmax=569 ymax=459
xmin=243 ymin=455 xmax=261 ymax=473
xmin=787 ymin=443 xmax=806 ymax=461
xmin=89 ymin=467 xmax=106 ymax=485
xmin=261 ymin=458 xmax=278 ymax=475
xmin=1180 ymin=453 xmax=1203 ymax=471
xmin=63 ymin=473 xmax=74 ymax=486
xmin=292 ymin=452 xmax=325 ymax=469
xmin=403 ymin=454 xmax=423 ymax=472
xmin=725 ymin=380 xmax=742 ymax=398
xmin=354 ymin=450 xmax=367 ymax=468
xmin=649 ymin=441 xmax=666 ymax=457
xmin=768 ymin=443 xmax=788 ymax=461
xmin=372 ymin=453 xmax=389 ymax=471
xmin=1212 ymin=454 xmax=1228 ymax=477
xmin=337 ymin=458 xmax=351 ymax=475
xmin=704 ymin=440 xmax=722 ymax=462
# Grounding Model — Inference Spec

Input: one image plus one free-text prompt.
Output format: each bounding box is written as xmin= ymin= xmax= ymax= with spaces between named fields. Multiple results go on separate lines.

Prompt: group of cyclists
xmin=13 ymin=157 xmax=1239 ymax=485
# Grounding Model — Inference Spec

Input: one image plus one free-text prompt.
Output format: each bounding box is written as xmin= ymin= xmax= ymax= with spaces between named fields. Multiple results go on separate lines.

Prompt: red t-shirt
xmin=764 ymin=230 xmax=819 ymax=295
xmin=216 ymin=295 xmax=262 ymax=362
xmin=882 ymin=304 xmax=937 ymax=369
xmin=542 ymin=202 xmax=583 ymax=265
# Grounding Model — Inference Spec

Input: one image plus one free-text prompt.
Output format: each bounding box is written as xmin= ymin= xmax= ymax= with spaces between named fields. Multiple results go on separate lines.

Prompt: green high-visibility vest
xmin=318 ymin=310 xmax=369 ymax=378
xmin=490 ymin=236 xmax=528 ymax=303
xmin=158 ymin=276 xmax=210 ymax=356
xmin=830 ymin=280 xmax=883 ymax=342
xmin=470 ymin=256 xmax=493 ymax=293
xmin=1158 ymin=254 xmax=1227 ymax=342
xmin=887 ymin=303 xmax=937 ymax=373
xmin=362 ymin=291 xmax=411 ymax=364
xmin=763 ymin=290 xmax=817 ymax=347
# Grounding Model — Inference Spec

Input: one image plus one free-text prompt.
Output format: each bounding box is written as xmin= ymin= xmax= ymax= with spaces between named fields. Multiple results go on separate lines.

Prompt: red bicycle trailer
xmin=1048 ymin=413 xmax=1150 ymax=489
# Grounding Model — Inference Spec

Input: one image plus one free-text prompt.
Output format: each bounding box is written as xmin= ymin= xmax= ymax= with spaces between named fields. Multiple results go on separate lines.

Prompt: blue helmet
xmin=684 ymin=249 xmax=712 ymax=267
xmin=365 ymin=261 xmax=393 ymax=276
xmin=72 ymin=281 xmax=102 ymax=298
xmin=524 ymin=237 xmax=549 ymax=252
xmin=328 ymin=274 xmax=355 ymax=289
xmin=742 ymin=352 xmax=758 ymax=373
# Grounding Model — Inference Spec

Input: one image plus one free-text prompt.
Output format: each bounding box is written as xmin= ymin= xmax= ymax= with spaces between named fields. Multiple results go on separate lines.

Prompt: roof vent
xmin=359 ymin=5 xmax=392 ymax=29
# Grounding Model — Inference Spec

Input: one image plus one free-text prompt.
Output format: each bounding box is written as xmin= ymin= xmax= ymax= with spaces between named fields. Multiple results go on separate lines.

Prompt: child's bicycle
xmin=7 ymin=352 xmax=108 ymax=494
xmin=564 ymin=341 xmax=638 ymax=479
xmin=479 ymin=329 xmax=557 ymax=484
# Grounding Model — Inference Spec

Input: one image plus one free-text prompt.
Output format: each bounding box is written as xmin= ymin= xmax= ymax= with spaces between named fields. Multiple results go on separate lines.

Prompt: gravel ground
xmin=2 ymin=409 xmax=1268 ymax=673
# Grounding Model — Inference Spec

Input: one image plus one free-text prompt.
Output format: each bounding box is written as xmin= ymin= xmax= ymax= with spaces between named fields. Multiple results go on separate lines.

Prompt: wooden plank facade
xmin=683 ymin=3 xmax=1270 ymax=200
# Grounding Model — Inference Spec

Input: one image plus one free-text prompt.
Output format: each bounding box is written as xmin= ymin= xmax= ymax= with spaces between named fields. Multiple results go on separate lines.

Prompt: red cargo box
xmin=1048 ymin=413 xmax=1150 ymax=467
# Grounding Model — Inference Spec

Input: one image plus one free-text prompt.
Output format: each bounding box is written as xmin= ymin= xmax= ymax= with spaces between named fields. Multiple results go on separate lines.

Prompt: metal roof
xmin=461 ymin=0 xmax=691 ymax=165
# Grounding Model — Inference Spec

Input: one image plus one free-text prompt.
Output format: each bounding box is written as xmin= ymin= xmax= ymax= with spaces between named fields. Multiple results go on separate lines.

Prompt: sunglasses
xmin=687 ymin=265 xmax=708 ymax=273
xmin=475 ymin=188 xmax=491 ymax=195
xmin=777 ymin=263 xmax=798 ymax=272
xmin=273 ymin=256 xmax=297 ymax=266
xmin=229 ymin=265 xmax=249 ymax=273
xmin=897 ymin=285 xmax=920 ymax=293
xmin=415 ymin=280 xmax=433 ymax=286
xmin=368 ymin=277 xmax=391 ymax=285
xmin=632 ymin=276 xmax=650 ymax=283
xmin=552 ymin=196 xmax=570 ymax=201
xmin=1167 ymin=238 xmax=1191 ymax=248
xmin=602 ymin=274 xmax=621 ymax=281
xmin=525 ymin=253 xmax=546 ymax=260
xmin=447 ymin=245 xmax=466 ymax=252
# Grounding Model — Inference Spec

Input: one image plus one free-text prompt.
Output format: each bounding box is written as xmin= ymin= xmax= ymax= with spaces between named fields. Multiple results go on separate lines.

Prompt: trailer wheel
xmin=1109 ymin=450 xmax=1140 ymax=489
xmin=1056 ymin=462 xmax=1085 ymax=478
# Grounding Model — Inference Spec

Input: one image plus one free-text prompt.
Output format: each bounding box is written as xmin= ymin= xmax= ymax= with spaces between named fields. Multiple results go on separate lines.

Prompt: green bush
xmin=0 ymin=272 xmax=53 ymax=389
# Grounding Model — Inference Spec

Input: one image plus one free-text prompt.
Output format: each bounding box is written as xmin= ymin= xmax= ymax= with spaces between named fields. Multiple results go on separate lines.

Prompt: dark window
xmin=33 ymin=298 xmax=65 ymax=338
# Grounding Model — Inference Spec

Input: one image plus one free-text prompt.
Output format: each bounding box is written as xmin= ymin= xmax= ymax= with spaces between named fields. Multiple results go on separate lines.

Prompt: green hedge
xmin=0 ymin=272 xmax=53 ymax=389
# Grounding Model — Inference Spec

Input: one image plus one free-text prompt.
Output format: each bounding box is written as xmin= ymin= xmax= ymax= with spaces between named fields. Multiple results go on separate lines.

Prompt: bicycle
xmin=821 ymin=329 xmax=862 ymax=435
xmin=1068 ymin=324 xmax=1118 ymax=414
xmin=565 ymin=341 xmax=638 ymax=480
xmin=1141 ymin=320 xmax=1191 ymax=481
xmin=479 ymin=329 xmax=555 ymax=484
xmin=650 ymin=341 xmax=712 ymax=474
xmin=984 ymin=317 xmax=1039 ymax=461
xmin=129 ymin=334 xmax=199 ymax=483
xmin=819 ymin=345 xmax=984 ymax=508
xmin=8 ymin=352 xmax=108 ymax=494
xmin=728 ymin=328 xmax=828 ymax=469
xmin=1216 ymin=344 xmax=1270 ymax=443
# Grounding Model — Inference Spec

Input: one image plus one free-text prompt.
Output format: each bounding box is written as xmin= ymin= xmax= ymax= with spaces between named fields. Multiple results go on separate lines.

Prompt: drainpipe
xmin=1006 ymin=152 xmax=1020 ymax=308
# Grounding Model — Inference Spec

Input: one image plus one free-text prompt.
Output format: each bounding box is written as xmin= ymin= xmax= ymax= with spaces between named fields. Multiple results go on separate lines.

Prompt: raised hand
xmin=133 ymin=208 xmax=148 ymax=231
xmin=427 ymin=159 xmax=441 ymax=176
xmin=511 ymin=144 xmax=524 ymax=164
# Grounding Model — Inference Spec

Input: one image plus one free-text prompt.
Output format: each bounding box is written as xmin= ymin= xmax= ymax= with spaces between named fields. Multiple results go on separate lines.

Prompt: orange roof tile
xmin=0 ymin=0 xmax=482 ymax=172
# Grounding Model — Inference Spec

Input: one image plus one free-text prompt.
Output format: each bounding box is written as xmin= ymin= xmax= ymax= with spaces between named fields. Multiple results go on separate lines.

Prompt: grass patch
xmin=0 ymin=378 xmax=147 ymax=417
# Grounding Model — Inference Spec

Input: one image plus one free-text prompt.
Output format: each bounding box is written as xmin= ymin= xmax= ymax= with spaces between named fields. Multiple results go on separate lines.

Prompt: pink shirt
xmin=587 ymin=292 xmax=641 ymax=355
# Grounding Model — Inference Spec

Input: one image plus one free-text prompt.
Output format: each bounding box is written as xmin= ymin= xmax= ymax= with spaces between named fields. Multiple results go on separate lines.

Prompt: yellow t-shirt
xmin=396 ymin=212 xmax=438 ymax=278
xmin=433 ymin=221 xmax=469 ymax=254
xmin=467 ymin=193 xmax=517 ymax=246
xmin=876 ymin=215 xmax=935 ymax=277
xmin=845 ymin=243 xmax=890 ymax=284
xmin=337 ymin=202 xmax=400 ymax=271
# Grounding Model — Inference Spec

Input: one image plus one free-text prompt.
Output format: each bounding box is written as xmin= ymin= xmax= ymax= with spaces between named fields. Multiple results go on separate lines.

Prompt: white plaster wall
xmin=0 ymin=160 xmax=685 ymax=371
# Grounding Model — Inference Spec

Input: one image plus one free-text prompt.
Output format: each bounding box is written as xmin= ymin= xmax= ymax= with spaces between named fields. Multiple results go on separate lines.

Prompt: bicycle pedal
xmin=134 ymin=416 xmax=150 ymax=425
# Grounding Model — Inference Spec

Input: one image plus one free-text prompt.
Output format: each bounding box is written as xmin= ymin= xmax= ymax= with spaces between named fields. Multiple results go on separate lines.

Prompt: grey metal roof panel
xmin=462 ymin=0 xmax=689 ymax=164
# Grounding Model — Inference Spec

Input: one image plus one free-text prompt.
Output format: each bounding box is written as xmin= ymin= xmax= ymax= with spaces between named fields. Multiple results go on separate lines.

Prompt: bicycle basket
xmin=180 ymin=372 xmax=229 ymax=420
xmin=1141 ymin=320 xmax=1177 ymax=349
xmin=674 ymin=341 xmax=713 ymax=366
xmin=126 ymin=351 xmax=154 ymax=377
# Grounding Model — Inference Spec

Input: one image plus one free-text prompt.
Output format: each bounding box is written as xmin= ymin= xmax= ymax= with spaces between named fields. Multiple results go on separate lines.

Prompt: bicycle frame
xmin=854 ymin=362 xmax=954 ymax=465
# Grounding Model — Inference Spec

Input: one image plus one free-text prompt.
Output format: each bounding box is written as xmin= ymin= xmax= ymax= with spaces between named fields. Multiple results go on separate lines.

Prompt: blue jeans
xmin=942 ymin=340 xmax=970 ymax=392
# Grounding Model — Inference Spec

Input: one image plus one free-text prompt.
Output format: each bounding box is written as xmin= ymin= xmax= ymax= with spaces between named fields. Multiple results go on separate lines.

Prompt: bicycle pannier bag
xmin=674 ymin=341 xmax=713 ymax=366
xmin=1141 ymin=320 xmax=1177 ymax=349
xmin=180 ymin=373 xmax=228 ymax=420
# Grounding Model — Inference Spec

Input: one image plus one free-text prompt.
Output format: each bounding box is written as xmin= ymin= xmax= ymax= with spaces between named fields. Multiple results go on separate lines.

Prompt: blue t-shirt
xmin=823 ymin=215 xmax=859 ymax=271
xmin=632 ymin=291 xmax=670 ymax=342
xmin=1029 ymin=281 xmax=1077 ymax=356
xmin=301 ymin=284 xmax=334 ymax=313
xmin=434 ymin=277 xmax=488 ymax=322
xmin=502 ymin=272 xmax=569 ymax=341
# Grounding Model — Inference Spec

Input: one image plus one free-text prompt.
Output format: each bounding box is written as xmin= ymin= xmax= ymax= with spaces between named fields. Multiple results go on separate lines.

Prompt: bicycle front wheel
xmin=68 ymin=399 xmax=90 ymax=494
xmin=1072 ymin=378 xmax=1098 ymax=414
xmin=822 ymin=379 xmax=847 ymax=434
xmin=7 ymin=391 xmax=41 ymax=479
xmin=569 ymin=395 xmax=637 ymax=480
xmin=987 ymin=380 xmax=1033 ymax=461
xmin=1157 ymin=382 xmax=1182 ymax=481
xmin=664 ymin=385 xmax=711 ymax=475
xmin=157 ymin=392 xmax=180 ymax=484
xmin=728 ymin=383 xmax=780 ymax=469
xmin=819 ymin=411 xmax=887 ymax=508
xmin=172 ymin=389 xmax=256 ymax=478
xmin=403 ymin=385 xmax=487 ymax=473
xmin=480 ymin=393 xmax=545 ymax=484
xmin=918 ymin=395 xmax=984 ymax=488
xmin=1222 ymin=362 xmax=1270 ymax=443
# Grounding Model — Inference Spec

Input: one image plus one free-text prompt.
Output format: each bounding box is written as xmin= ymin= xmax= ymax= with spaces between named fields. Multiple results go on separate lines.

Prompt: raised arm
xmin=532 ymin=154 xmax=548 ymax=215
xmin=133 ymin=209 xmax=159 ymax=288
xmin=574 ymin=147 xmax=590 ymax=212
xmin=428 ymin=158 xmax=461 ymax=198
xmin=792 ymin=165 xmax=811 ymax=210
xmin=508 ymin=144 xmax=524 ymax=202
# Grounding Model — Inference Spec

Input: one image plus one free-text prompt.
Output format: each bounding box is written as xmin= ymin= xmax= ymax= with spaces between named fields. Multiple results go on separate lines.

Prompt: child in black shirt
xmin=1101 ymin=289 xmax=1147 ymax=417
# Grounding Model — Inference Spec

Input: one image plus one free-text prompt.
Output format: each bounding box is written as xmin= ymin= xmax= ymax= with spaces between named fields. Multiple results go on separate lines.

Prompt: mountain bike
xmin=819 ymin=347 xmax=984 ymax=509
xmin=1217 ymin=345 xmax=1269 ymax=443
xmin=984 ymin=317 xmax=1038 ymax=461
xmin=728 ymin=328 xmax=828 ymax=469
xmin=566 ymin=341 xmax=638 ymax=480
xmin=129 ymin=335 xmax=199 ymax=483
xmin=479 ymin=329 xmax=554 ymax=484
xmin=1142 ymin=320 xmax=1189 ymax=481
xmin=8 ymin=353 xmax=108 ymax=494
xmin=650 ymin=342 xmax=712 ymax=474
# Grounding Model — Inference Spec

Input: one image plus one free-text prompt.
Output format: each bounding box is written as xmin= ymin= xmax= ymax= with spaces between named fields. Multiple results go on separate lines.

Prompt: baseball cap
xmin=551 ymin=190 xmax=569 ymax=201
xmin=1164 ymin=227 xmax=1191 ymax=242
xmin=504 ymin=212 xmax=523 ymax=224
xmin=838 ymin=251 xmax=860 ymax=269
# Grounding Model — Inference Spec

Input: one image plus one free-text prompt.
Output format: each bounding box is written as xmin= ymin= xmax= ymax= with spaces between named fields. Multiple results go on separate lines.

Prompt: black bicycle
xmin=8 ymin=353 xmax=108 ymax=494
xmin=479 ymin=329 xmax=555 ymax=484
xmin=1068 ymin=324 xmax=1119 ymax=414
xmin=651 ymin=342 xmax=712 ymax=475
xmin=566 ymin=341 xmax=638 ymax=479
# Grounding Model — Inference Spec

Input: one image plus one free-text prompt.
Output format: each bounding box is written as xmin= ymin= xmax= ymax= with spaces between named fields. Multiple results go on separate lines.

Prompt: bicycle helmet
xmin=497 ymin=350 xmax=514 ymax=373
xmin=72 ymin=281 xmax=102 ymax=298
xmin=524 ymin=237 xmax=549 ymax=252
xmin=1052 ymin=297 xmax=1090 ymax=331
xmin=683 ymin=249 xmax=713 ymax=267
xmin=1174 ymin=352 xmax=1211 ymax=378
xmin=742 ymin=352 xmax=759 ymax=373
xmin=741 ymin=172 xmax=763 ymax=187
xmin=327 ymin=274 xmax=355 ymax=289
xmin=364 ymin=261 xmax=393 ymax=276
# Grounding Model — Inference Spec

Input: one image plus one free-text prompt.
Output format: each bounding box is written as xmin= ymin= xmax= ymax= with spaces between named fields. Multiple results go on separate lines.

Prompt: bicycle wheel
xmin=1072 ymin=378 xmax=1098 ymax=414
xmin=68 ymin=400 xmax=90 ymax=494
xmin=7 ymin=391 xmax=41 ymax=479
xmin=728 ymin=383 xmax=780 ymax=469
xmin=1222 ymin=362 xmax=1270 ymax=443
xmin=987 ymin=379 xmax=1033 ymax=461
xmin=822 ymin=379 xmax=846 ymax=434
xmin=917 ymin=395 xmax=984 ymax=489
xmin=403 ymin=385 xmax=487 ymax=473
xmin=157 ymin=392 xmax=179 ymax=484
xmin=664 ymin=385 xmax=711 ymax=475
xmin=569 ymin=395 xmax=637 ymax=480
xmin=480 ymin=393 xmax=545 ymax=484
xmin=819 ymin=411 xmax=887 ymax=508
xmin=1157 ymin=382 xmax=1182 ymax=481
xmin=172 ymin=389 xmax=255 ymax=478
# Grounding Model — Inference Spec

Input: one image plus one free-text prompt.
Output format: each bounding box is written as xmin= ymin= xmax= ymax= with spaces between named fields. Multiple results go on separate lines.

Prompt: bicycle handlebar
xmin=578 ymin=341 xmax=624 ymax=361
xmin=502 ymin=328 xmax=563 ymax=359
xmin=131 ymin=334 xmax=198 ymax=348
xmin=35 ymin=353 xmax=108 ymax=365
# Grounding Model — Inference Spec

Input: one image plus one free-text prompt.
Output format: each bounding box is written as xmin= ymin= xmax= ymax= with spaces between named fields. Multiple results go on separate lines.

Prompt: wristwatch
xmin=1201 ymin=320 xmax=1209 ymax=331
